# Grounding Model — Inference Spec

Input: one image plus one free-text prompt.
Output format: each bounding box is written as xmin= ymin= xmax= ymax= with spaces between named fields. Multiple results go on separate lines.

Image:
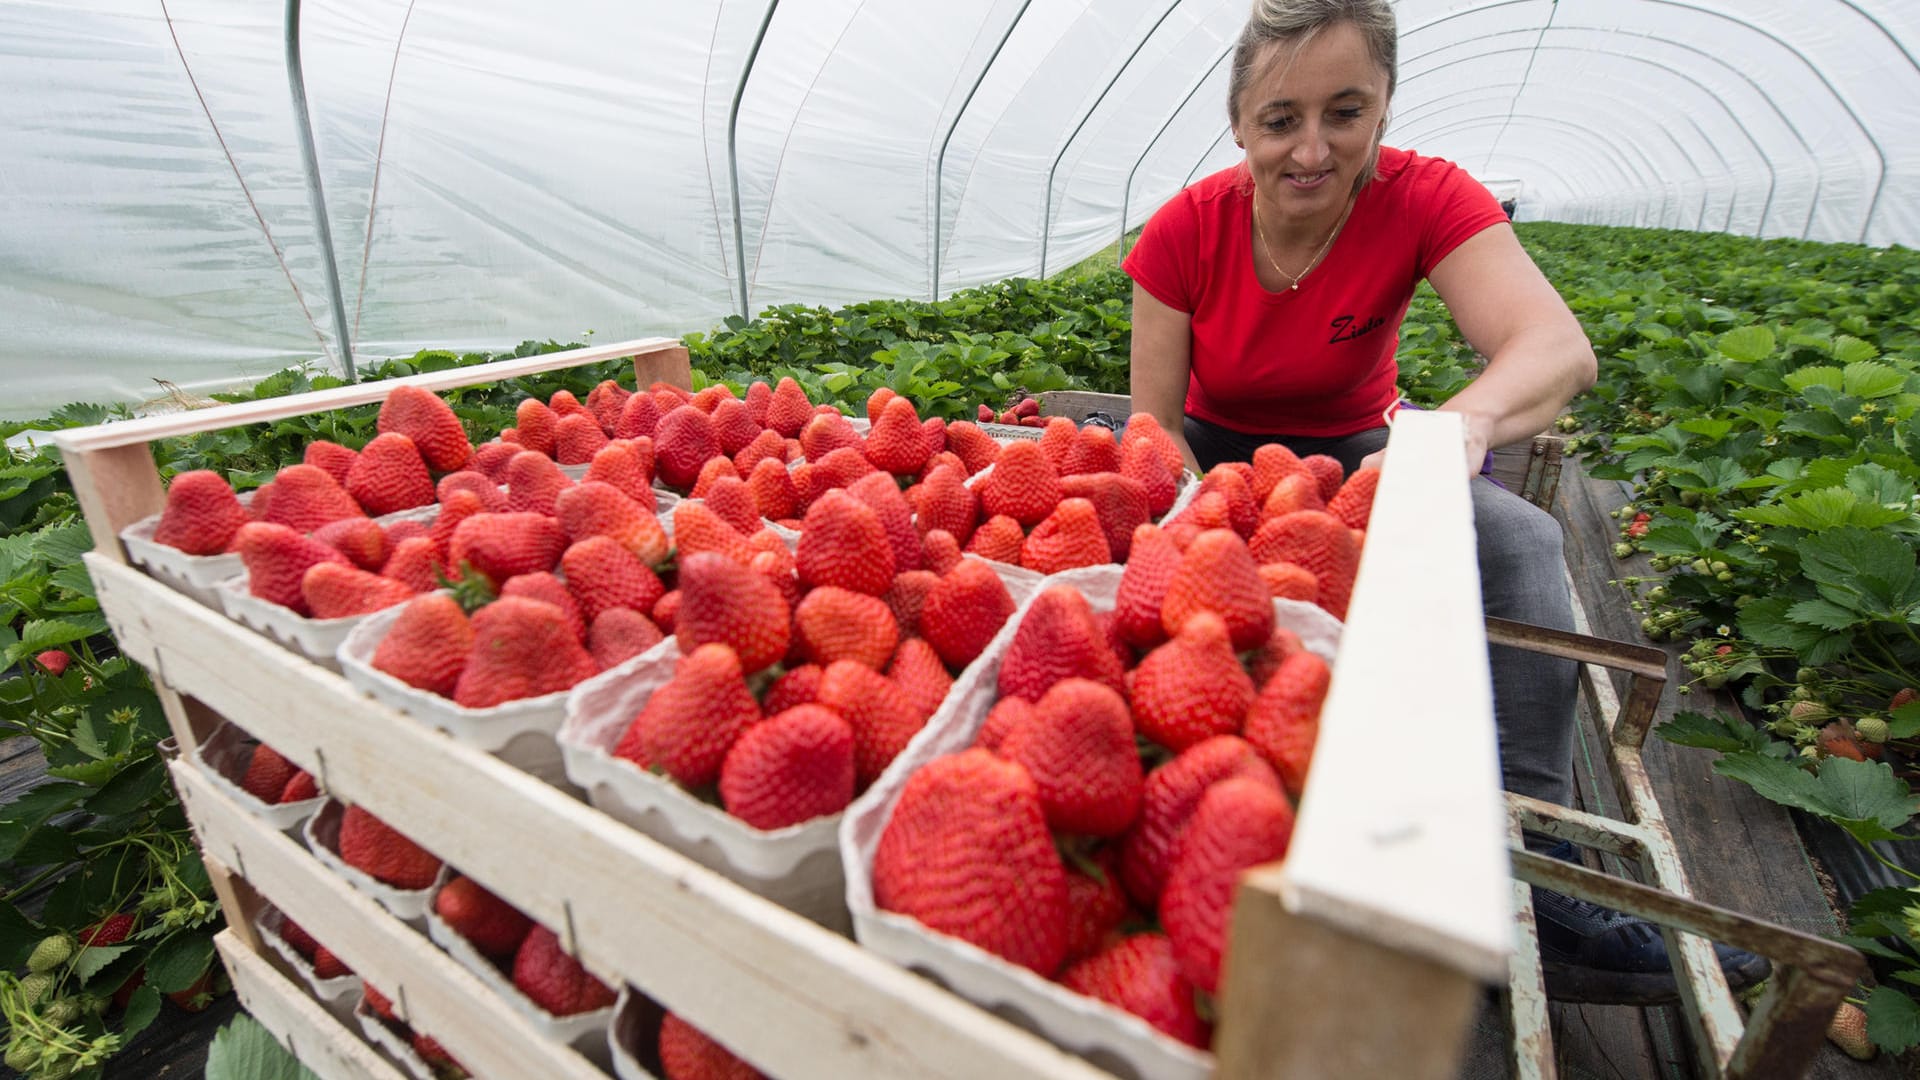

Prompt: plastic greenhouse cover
xmin=3 ymin=0 xmax=1918 ymax=419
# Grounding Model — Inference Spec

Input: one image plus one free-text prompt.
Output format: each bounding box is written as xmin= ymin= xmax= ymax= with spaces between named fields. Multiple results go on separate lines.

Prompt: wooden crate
xmin=58 ymin=339 xmax=1515 ymax=1079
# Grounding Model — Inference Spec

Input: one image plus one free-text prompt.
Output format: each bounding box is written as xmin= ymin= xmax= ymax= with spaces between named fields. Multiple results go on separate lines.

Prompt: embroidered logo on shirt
xmin=1329 ymin=314 xmax=1386 ymax=344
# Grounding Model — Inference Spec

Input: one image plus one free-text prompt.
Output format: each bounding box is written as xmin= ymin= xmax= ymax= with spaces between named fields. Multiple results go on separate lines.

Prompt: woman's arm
xmin=1415 ymin=223 xmax=1597 ymax=473
xmin=1128 ymin=283 xmax=1202 ymax=475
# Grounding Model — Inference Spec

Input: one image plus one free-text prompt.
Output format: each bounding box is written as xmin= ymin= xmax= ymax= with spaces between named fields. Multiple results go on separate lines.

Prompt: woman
xmin=1125 ymin=0 xmax=1764 ymax=1005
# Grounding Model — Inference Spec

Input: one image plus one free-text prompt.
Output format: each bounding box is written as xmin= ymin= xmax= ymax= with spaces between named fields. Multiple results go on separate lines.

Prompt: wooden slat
xmin=218 ymin=931 xmax=409 ymax=1080
xmin=95 ymin=556 xmax=1113 ymax=1080
xmin=59 ymin=444 xmax=166 ymax=564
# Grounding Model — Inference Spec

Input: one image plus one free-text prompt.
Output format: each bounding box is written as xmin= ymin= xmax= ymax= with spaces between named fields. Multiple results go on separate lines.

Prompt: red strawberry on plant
xmin=816 ymin=661 xmax=925 ymax=786
xmin=1326 ymin=466 xmax=1380 ymax=531
xmin=454 ymin=597 xmax=599 ymax=707
xmin=1119 ymin=735 xmax=1281 ymax=907
xmin=1020 ymin=497 xmax=1112 ymax=574
xmin=372 ymin=593 xmax=474 ymax=697
xmin=257 ymin=464 xmax=367 ymax=534
xmin=504 ymin=449 xmax=572 ymax=517
xmin=615 ymin=643 xmax=762 ymax=786
xmin=660 ymin=1011 xmax=765 ymax=1080
xmin=1249 ymin=510 xmax=1360 ymax=621
xmin=302 ymin=562 xmax=417 ymax=619
xmin=446 ymin=512 xmax=568 ymax=590
xmin=675 ymin=552 xmax=792 ymax=674
xmin=338 ymin=804 xmax=443 ymax=890
xmin=919 ymin=558 xmax=1016 ymax=670
xmin=1160 ymin=528 xmax=1275 ymax=650
xmin=1060 ymin=933 xmax=1210 ymax=1049
xmin=152 ymin=470 xmax=251 ymax=555
xmin=587 ymin=608 xmax=665 ymax=669
xmin=797 ymin=490 xmax=895 ymax=596
xmin=346 ymin=432 xmax=436 ymax=517
xmin=1160 ymin=777 xmax=1295 ymax=993
xmin=236 ymin=522 xmax=351 ymax=615
xmin=1244 ymin=649 xmax=1331 ymax=799
xmin=979 ymin=441 xmax=1062 ymax=527
xmin=872 ymin=748 xmax=1069 ymax=975
xmin=435 ymin=873 xmax=534 ymax=959
xmin=511 ymin=925 xmax=616 ymax=1017
xmin=1131 ymin=613 xmax=1256 ymax=752
xmin=500 ymin=572 xmax=587 ymax=643
xmin=654 ymin=405 xmax=721 ymax=491
xmin=241 ymin=743 xmax=298 ymax=803
xmin=378 ymin=384 xmax=472 ymax=472
xmin=303 ymin=440 xmax=360 ymax=488
xmin=963 ymin=514 xmax=1026 ymax=564
xmin=997 ymin=586 xmax=1125 ymax=703
xmin=764 ymin=377 xmax=814 ymax=438
xmin=33 ymin=650 xmax=69 ymax=677
xmin=719 ymin=704 xmax=857 ymax=830
xmin=793 ymin=586 xmax=899 ymax=670
xmin=554 ymin=480 xmax=670 ymax=566
xmin=999 ymin=678 xmax=1142 ymax=837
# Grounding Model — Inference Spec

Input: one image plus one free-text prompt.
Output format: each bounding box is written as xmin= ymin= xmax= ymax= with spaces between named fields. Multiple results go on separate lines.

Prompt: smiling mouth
xmin=1286 ymin=171 xmax=1332 ymax=186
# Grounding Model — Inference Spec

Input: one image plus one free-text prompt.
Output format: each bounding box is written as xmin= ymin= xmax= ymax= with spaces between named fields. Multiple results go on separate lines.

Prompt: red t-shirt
xmin=1122 ymin=146 xmax=1507 ymax=437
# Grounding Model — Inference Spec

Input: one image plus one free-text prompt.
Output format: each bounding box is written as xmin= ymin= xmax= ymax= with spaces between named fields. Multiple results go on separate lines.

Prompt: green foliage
xmin=204 ymin=1014 xmax=319 ymax=1080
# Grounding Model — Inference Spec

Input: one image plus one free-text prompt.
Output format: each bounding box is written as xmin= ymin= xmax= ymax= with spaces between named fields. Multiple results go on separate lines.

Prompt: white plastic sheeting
xmin=3 ymin=0 xmax=1919 ymax=417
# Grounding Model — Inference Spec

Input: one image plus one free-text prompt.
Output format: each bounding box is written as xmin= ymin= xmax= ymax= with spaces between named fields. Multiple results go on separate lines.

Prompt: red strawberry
xmin=469 ymin=440 xmax=520 ymax=481
xmin=1194 ymin=466 xmax=1258 ymax=539
xmin=1036 ymin=417 xmax=1078 ymax=473
xmin=500 ymin=571 xmax=587 ymax=643
xmin=1246 ymin=623 xmax=1307 ymax=689
xmin=32 ymin=650 xmax=69 ymax=677
xmin=504 ymin=450 xmax=572 ymax=517
xmin=865 ymin=396 xmax=931 ymax=476
xmin=847 ymin=473 xmax=922 ymax=574
xmin=1326 ymin=465 xmax=1380 ymax=531
xmin=670 ymin=500 xmax=759 ymax=566
xmin=1131 ymin=613 xmax=1256 ymax=752
xmin=301 ymin=562 xmax=416 ymax=619
xmin=554 ymin=481 xmax=669 ymax=566
xmin=920 ymin=558 xmax=1016 ymax=670
xmin=427 ymin=488 xmax=488 ymax=567
xmin=435 ymin=874 xmax=533 ymax=959
xmin=549 ymin=388 xmax=589 ymax=417
xmin=311 ymin=516 xmax=391 ymax=571
xmin=279 ymin=770 xmax=319 ymax=803
xmin=303 ymin=440 xmax=360 ymax=489
xmin=654 ymin=406 xmax=721 ymax=491
xmin=944 ymin=421 xmax=1002 ymax=475
xmin=338 ymin=804 xmax=443 ymax=890
xmin=793 ymin=586 xmax=899 ymax=670
xmin=554 ymin=411 xmax=611 ymax=465
xmin=615 ymin=392 xmax=662 ymax=440
xmin=1121 ymin=413 xmax=1186 ymax=478
xmin=1120 ymin=736 xmax=1280 ymax=907
xmin=587 ymin=607 xmax=666 ymax=669
xmin=978 ymin=403 xmax=996 ymax=423
xmin=586 ymin=379 xmax=632 ymax=432
xmin=764 ymin=377 xmax=814 ymax=438
xmin=81 ymin=913 xmax=136 ymax=947
xmin=999 ymin=678 xmax=1142 ymax=837
xmin=1260 ymin=472 xmax=1326 ymax=519
xmin=1243 ymin=649 xmax=1331 ymax=799
xmin=816 ymin=661 xmax=925 ymax=786
xmin=690 ymin=456 xmax=740 ymax=500
xmin=740 ymin=380 xmax=773 ymax=426
xmin=745 ymin=457 xmax=799 ymax=522
xmin=410 ymin=1033 xmax=463 ymax=1073
xmin=1249 ymin=510 xmax=1360 ymax=621
xmin=241 ymin=743 xmax=297 ymax=803
xmin=1111 ymin=523 xmax=1180 ymax=650
xmin=1060 ymin=426 xmax=1122 ymax=477
xmin=1061 ymin=847 xmax=1132 ymax=963
xmin=152 ymin=470 xmax=250 ymax=555
xmin=371 ymin=593 xmax=473 ymax=696
xmin=997 ymin=586 xmax=1125 ymax=703
xmin=1059 ymin=473 xmax=1150 ymax=560
xmin=1019 ymin=497 xmax=1111 ymax=574
xmin=886 ymin=636 xmax=953 ymax=722
xmin=312 ymin=946 xmax=352 ymax=980
xmin=690 ymin=384 xmax=734 ymax=413
xmin=1251 ymin=442 xmax=1309 ymax=501
xmin=1257 ymin=561 xmax=1318 ymax=603
xmin=652 ymin=590 xmax=681 ymax=632
xmin=978 ymin=441 xmax=1061 ymax=527
xmin=872 ymin=748 xmax=1068 ymax=974
xmin=703 ymin=398 xmax=756 ymax=459
xmin=807 ymin=444 xmax=877 ymax=496
xmin=1060 ymin=933 xmax=1209 ymax=1049
xmin=660 ymin=1012 xmax=765 ymax=1080
xmin=514 ymin=398 xmax=559 ymax=457
xmin=511 ymin=925 xmax=616 ymax=1016
xmin=733 ymin=427 xmax=785 ymax=478
xmin=585 ymin=440 xmax=657 ymax=510
xmin=362 ymin=981 xmax=398 ymax=1022
xmin=446 ymin=512 xmax=568 ymax=590
xmin=1161 ymin=777 xmax=1295 ymax=993
xmin=278 ymin=917 xmax=320 ymax=959
xmin=719 ymin=704 xmax=857 ymax=830
xmin=702 ymin=476 xmax=763 ymax=536
xmin=913 ymin=463 xmax=978 ymax=546
xmin=797 ymin=490 xmax=895 ymax=596
xmin=381 ymin=536 xmax=442 ymax=594
xmin=257 ymin=464 xmax=366 ymax=533
xmin=236 ymin=522 xmax=351 ymax=614
xmin=453 ymin=597 xmax=598 ymax=707
xmin=675 ymin=552 xmax=792 ymax=673
xmin=1160 ymin=528 xmax=1275 ymax=650
xmin=798 ymin=411 xmax=864 ymax=463
xmin=1302 ymin=454 xmax=1345 ymax=502
xmin=921 ymin=529 xmax=963 ymax=576
xmin=378 ymin=385 xmax=471 ymax=472
xmin=960 ymin=514 xmax=1022 ymax=564
xmin=762 ymin=663 xmax=823 ymax=715
xmin=1120 ymin=438 xmax=1180 ymax=517
xmin=614 ymin=643 xmax=761 ymax=786
xmin=346 ymin=433 xmax=436 ymax=517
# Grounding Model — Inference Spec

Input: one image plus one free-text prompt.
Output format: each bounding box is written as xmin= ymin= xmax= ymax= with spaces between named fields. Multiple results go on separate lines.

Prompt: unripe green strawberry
xmin=1856 ymin=716 xmax=1892 ymax=743
xmin=18 ymin=971 xmax=55 ymax=1004
xmin=4 ymin=1038 xmax=37 ymax=1072
xmin=27 ymin=934 xmax=73 ymax=974
xmin=42 ymin=997 xmax=79 ymax=1026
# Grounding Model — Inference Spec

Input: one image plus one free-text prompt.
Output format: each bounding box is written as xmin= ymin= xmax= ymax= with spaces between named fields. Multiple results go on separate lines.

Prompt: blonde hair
xmin=1227 ymin=0 xmax=1397 ymax=193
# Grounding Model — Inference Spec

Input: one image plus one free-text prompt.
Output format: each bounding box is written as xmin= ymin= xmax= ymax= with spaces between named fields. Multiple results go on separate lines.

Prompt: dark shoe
xmin=1532 ymin=842 xmax=1771 ymax=1005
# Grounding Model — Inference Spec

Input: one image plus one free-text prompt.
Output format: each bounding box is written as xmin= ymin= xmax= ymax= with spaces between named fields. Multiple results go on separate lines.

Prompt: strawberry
xmin=236 ymin=522 xmax=351 ymax=615
xmin=1251 ymin=442 xmax=1309 ymax=501
xmin=586 ymin=379 xmax=633 ymax=432
xmin=311 ymin=516 xmax=390 ymax=571
xmin=763 ymin=663 xmax=824 ymax=715
xmin=1036 ymin=417 xmax=1078 ymax=473
xmin=1060 ymin=933 xmax=1209 ymax=1049
xmin=886 ymin=637 xmax=953 ymax=722
xmin=614 ymin=643 xmax=761 ymax=787
xmin=798 ymin=411 xmax=864 ymax=463
xmin=978 ymin=441 xmax=1061 ymax=527
xmin=913 ymin=463 xmax=978 ymax=546
xmin=1131 ymin=613 xmax=1256 ymax=752
xmin=241 ymin=743 xmax=297 ymax=803
xmin=808 ymin=444 xmax=878 ymax=494
xmin=257 ymin=464 xmax=367 ymax=533
xmin=865 ymin=396 xmax=931 ymax=476
xmin=504 ymin=450 xmax=572 ymax=517
xmin=1161 ymin=777 xmax=1295 ymax=993
xmin=963 ymin=514 xmax=1026 ymax=564
xmin=1121 ymin=413 xmax=1186 ymax=478
xmin=1160 ymin=528 xmax=1275 ymax=650
xmin=584 ymin=440 xmax=657 ymax=512
xmin=1059 ymin=473 xmax=1150 ymax=560
xmin=301 ymin=562 xmax=416 ymax=619
xmin=736 ymin=457 xmax=794 ymax=523
xmin=1302 ymin=453 xmax=1345 ymax=502
xmin=277 ymin=917 xmax=320 ymax=960
xmin=338 ymin=803 xmax=443 ymax=890
xmin=920 ymin=417 xmax=948 ymax=460
xmin=304 ymin=944 xmax=349 ymax=980
xmin=615 ymin=392 xmax=662 ymax=440
xmin=1326 ymin=465 xmax=1380 ymax=530
xmin=303 ymin=440 xmax=360 ymax=488
xmin=435 ymin=874 xmax=533 ymax=959
xmin=514 ymin=398 xmax=560 ymax=457
xmin=1260 ymin=472 xmax=1326 ymax=519
xmin=549 ymin=388 xmax=590 ymax=417
xmin=1243 ymin=649 xmax=1331 ymax=799
xmin=383 ymin=518 xmax=429 ymax=546
xmin=554 ymin=411 xmax=611 ymax=464
xmin=978 ymin=404 xmax=997 ymax=423
xmin=81 ymin=912 xmax=136 ymax=948
xmin=885 ymin=567 xmax=943 ymax=638
xmin=1060 ymin=426 xmax=1122 ymax=477
xmin=427 ymin=488 xmax=489 ymax=566
xmin=733 ymin=427 xmax=786 ymax=477
xmin=670 ymin=500 xmax=759 ymax=566
xmin=362 ymin=981 xmax=398 ymax=1022
xmin=920 ymin=558 xmax=1016 ymax=670
xmin=500 ymin=572 xmax=587 ymax=642
xmin=372 ymin=593 xmax=474 ymax=697
xmin=921 ymin=529 xmax=963 ymax=576
xmin=653 ymin=590 xmax=681 ymax=632
xmin=1020 ymin=497 xmax=1111 ymax=574
xmin=346 ymin=433 xmax=436 ymax=517
xmin=554 ymin=481 xmax=670 ymax=566
xmin=454 ymin=597 xmax=599 ymax=707
xmin=749 ymin=546 xmax=802 ymax=611
xmin=566 ymin=536 xmax=668 ymax=624
xmin=32 ymin=650 xmax=69 ymax=677
xmin=1061 ymin=847 xmax=1132 ymax=963
xmin=690 ymin=456 xmax=740 ymax=499
xmin=378 ymin=385 xmax=471 ymax=472
xmin=1258 ymin=562 xmax=1318 ymax=604
xmin=1195 ymin=466 xmax=1258 ymax=539
xmin=1248 ymin=510 xmax=1360 ymax=621
xmin=675 ymin=552 xmax=792 ymax=673
xmin=709 ymin=397 xmax=762 ymax=458
xmin=975 ymin=695 xmax=1033 ymax=752
xmin=796 ymin=490 xmax=895 ymax=596
xmin=764 ymin=377 xmax=814 ymax=438
xmin=719 ymin=704 xmax=857 ymax=830
xmin=655 ymin=405 xmax=721 ymax=490
xmin=152 ymin=470 xmax=250 ymax=555
xmin=446 ymin=512 xmax=568 ymax=590
xmin=1119 ymin=439 xmax=1181 ymax=518
xmin=381 ymin=536 xmax=443 ymax=594
xmin=1119 ymin=736 xmax=1280 ymax=907
xmin=943 ymin=421 xmax=1002 ymax=475
xmin=511 ymin=925 xmax=616 ymax=1016
xmin=1168 ymin=490 xmax=1233 ymax=536
xmin=873 ymin=748 xmax=1068 ymax=975
xmin=846 ymin=472 xmax=922 ymax=573
xmin=817 ymin=661 xmax=926 ymax=786
xmin=1246 ymin=624 xmax=1307 ymax=689
xmin=410 ymin=1033 xmax=463 ymax=1073
xmin=659 ymin=1012 xmax=765 ymax=1080
xmin=279 ymin=770 xmax=319 ymax=803
xmin=999 ymin=678 xmax=1142 ymax=837
xmin=469 ymin=440 xmax=520 ymax=481
xmin=587 ymin=607 xmax=666 ymax=669
xmin=741 ymin=380 xmax=773 ymax=427
xmin=1111 ymin=524 xmax=1180 ymax=650
xmin=794 ymin=586 xmax=899 ymax=670
xmin=997 ymin=586 xmax=1125 ymax=703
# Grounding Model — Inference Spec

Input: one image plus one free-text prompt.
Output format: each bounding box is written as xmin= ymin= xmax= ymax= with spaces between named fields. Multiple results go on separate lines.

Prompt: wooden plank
xmin=631 ymin=344 xmax=693 ymax=391
xmin=48 ymin=338 xmax=683 ymax=453
xmin=59 ymin=444 xmax=165 ymax=564
xmin=95 ymin=556 xmax=1114 ymax=1080
xmin=181 ymin=765 xmax=608 ymax=1080
xmin=217 ymin=930 xmax=410 ymax=1080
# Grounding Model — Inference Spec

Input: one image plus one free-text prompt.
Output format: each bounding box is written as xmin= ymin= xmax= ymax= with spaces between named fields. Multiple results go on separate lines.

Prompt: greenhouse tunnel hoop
xmin=931 ymin=0 xmax=1034 ymax=301
xmin=284 ymin=0 xmax=359 ymax=382
xmin=729 ymin=0 xmax=783 ymax=321
xmin=1119 ymin=42 xmax=1236 ymax=259
xmin=350 ymin=0 xmax=422 ymax=348
xmin=1408 ymin=115 xmax=1656 ymax=206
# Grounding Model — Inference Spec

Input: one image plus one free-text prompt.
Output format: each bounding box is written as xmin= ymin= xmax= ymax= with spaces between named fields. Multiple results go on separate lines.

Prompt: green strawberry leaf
xmin=145 ymin=930 xmax=214 ymax=993
xmin=1711 ymin=753 xmax=1920 ymax=837
xmin=121 ymin=984 xmax=164 ymax=1043
xmin=206 ymin=1013 xmax=320 ymax=1080
xmin=71 ymin=942 xmax=133 ymax=984
xmin=1655 ymin=711 xmax=1771 ymax=754
xmin=1868 ymin=985 xmax=1920 ymax=1053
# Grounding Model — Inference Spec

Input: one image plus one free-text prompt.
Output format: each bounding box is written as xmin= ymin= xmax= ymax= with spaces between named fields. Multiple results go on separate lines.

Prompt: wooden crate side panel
xmin=95 ymin=558 xmax=1111 ymax=1080
xmin=218 ymin=931 xmax=410 ymax=1080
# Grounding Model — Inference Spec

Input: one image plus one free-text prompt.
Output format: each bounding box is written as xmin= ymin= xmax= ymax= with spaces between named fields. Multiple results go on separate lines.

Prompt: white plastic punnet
xmin=304 ymin=799 xmax=439 ymax=929
xmin=193 ymin=722 xmax=324 ymax=839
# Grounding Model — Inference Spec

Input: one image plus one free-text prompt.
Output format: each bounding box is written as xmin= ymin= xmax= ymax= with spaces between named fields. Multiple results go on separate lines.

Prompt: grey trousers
xmin=1185 ymin=416 xmax=1579 ymax=806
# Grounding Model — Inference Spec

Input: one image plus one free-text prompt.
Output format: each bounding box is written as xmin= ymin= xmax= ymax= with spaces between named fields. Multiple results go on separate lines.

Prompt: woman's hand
xmin=1357 ymin=411 xmax=1489 ymax=475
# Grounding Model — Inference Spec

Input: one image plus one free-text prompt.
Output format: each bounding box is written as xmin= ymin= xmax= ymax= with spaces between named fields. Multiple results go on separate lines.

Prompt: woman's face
xmin=1231 ymin=22 xmax=1391 ymax=221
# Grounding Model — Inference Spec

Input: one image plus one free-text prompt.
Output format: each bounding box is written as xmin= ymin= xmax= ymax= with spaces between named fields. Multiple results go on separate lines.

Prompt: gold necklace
xmin=1252 ymin=194 xmax=1353 ymax=291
